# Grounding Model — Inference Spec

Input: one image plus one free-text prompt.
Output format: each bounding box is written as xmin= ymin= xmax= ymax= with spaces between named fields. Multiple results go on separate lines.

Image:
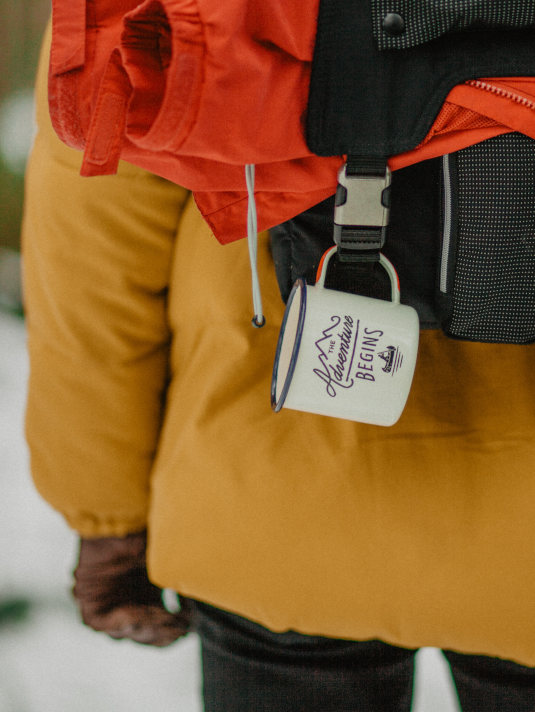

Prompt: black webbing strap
xmin=334 ymin=155 xmax=391 ymax=263
xmin=346 ymin=156 xmax=387 ymax=176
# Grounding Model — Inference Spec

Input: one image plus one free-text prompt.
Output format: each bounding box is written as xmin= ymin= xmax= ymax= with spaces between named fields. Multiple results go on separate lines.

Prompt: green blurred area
xmin=0 ymin=166 xmax=25 ymax=251
xmin=0 ymin=0 xmax=49 ymax=252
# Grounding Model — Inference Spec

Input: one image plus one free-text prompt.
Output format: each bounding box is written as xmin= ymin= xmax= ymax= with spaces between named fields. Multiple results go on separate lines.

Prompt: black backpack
xmin=271 ymin=0 xmax=535 ymax=345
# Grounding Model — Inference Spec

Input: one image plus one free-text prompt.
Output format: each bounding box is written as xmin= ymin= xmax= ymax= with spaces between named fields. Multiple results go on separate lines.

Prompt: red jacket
xmin=49 ymin=0 xmax=535 ymax=242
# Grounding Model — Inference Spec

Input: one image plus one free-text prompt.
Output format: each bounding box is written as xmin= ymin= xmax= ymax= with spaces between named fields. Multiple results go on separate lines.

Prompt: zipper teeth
xmin=465 ymin=79 xmax=535 ymax=111
xmin=440 ymin=154 xmax=452 ymax=294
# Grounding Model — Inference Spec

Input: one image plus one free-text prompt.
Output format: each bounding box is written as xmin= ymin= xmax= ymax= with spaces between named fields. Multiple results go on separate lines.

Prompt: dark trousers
xmin=191 ymin=601 xmax=535 ymax=712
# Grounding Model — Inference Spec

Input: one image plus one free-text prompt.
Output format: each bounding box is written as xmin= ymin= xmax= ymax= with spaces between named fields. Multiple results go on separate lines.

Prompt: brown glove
xmin=72 ymin=531 xmax=192 ymax=646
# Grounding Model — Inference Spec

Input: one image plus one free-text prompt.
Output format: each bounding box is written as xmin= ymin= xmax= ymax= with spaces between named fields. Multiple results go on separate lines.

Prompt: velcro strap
xmin=81 ymin=50 xmax=131 ymax=177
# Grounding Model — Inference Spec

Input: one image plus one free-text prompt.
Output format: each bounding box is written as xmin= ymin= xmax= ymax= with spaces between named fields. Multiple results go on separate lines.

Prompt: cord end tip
xmin=251 ymin=315 xmax=266 ymax=328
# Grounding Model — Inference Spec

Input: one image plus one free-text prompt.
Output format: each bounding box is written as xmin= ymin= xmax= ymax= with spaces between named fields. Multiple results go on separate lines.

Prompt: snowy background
xmin=0 ymin=309 xmax=461 ymax=711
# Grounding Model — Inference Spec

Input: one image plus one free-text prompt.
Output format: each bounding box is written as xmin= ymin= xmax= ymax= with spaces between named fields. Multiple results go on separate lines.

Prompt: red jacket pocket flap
xmin=50 ymin=0 xmax=86 ymax=74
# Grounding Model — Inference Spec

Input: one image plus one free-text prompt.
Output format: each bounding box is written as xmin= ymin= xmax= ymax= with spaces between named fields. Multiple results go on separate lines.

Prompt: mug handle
xmin=315 ymin=246 xmax=400 ymax=305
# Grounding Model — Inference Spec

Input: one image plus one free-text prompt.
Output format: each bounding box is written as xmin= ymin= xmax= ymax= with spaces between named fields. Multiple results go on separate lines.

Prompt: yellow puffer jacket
xmin=24 ymin=25 xmax=535 ymax=666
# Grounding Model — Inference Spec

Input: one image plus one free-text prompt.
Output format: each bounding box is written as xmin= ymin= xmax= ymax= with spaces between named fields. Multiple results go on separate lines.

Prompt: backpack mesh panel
xmin=373 ymin=0 xmax=535 ymax=50
xmin=445 ymin=132 xmax=535 ymax=343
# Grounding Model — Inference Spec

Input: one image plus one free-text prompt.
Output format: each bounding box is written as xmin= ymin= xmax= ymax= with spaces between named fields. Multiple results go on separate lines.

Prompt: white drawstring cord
xmin=245 ymin=164 xmax=265 ymax=327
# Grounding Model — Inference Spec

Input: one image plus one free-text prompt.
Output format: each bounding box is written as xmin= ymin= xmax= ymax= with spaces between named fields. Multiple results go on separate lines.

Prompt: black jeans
xmin=190 ymin=601 xmax=535 ymax=712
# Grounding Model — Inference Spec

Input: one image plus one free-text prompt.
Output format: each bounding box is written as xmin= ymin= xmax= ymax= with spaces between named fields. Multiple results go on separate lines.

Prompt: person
xmin=22 ymin=18 xmax=535 ymax=712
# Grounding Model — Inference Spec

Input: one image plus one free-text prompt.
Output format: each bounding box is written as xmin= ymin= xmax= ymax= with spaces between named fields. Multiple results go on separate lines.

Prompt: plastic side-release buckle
xmin=334 ymin=159 xmax=391 ymax=262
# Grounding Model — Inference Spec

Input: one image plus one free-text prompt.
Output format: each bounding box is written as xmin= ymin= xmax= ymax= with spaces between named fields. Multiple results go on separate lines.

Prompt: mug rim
xmin=271 ymin=279 xmax=307 ymax=411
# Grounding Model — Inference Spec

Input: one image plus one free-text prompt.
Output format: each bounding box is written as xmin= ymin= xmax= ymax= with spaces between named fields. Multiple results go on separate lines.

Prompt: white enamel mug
xmin=271 ymin=247 xmax=419 ymax=426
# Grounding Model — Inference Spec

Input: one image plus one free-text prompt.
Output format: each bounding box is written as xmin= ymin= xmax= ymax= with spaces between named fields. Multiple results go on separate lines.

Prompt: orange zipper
xmin=465 ymin=79 xmax=535 ymax=111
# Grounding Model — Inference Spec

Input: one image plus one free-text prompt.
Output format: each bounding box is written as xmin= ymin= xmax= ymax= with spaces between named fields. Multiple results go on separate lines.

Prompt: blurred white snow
xmin=0 ymin=309 xmax=459 ymax=712
xmin=0 ymin=89 xmax=36 ymax=176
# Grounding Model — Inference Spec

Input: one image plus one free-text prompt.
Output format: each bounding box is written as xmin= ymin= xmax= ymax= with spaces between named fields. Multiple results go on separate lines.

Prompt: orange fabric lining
xmin=390 ymin=77 xmax=535 ymax=171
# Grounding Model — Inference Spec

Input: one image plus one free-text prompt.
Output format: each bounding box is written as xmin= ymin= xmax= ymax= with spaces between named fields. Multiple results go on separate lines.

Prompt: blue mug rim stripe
xmin=271 ymin=279 xmax=307 ymax=412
